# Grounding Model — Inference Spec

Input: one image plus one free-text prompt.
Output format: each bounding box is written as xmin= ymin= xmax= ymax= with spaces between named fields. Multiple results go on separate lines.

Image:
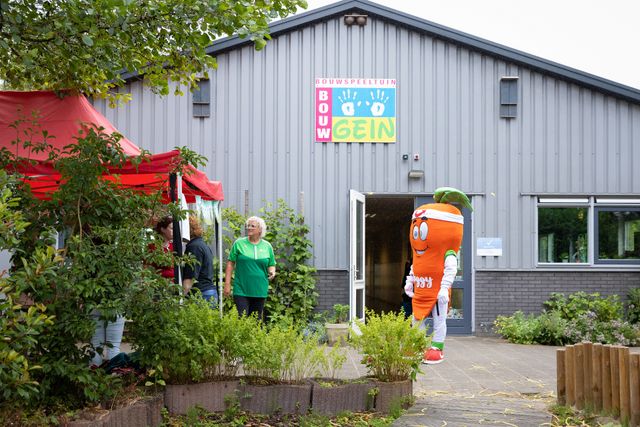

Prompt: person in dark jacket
xmin=401 ymin=257 xmax=413 ymax=318
xmin=182 ymin=215 xmax=217 ymax=306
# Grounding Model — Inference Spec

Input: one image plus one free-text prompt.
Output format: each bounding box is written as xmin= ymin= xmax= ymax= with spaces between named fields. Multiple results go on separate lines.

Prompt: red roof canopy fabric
xmin=0 ymin=90 xmax=141 ymax=160
xmin=0 ymin=91 xmax=223 ymax=202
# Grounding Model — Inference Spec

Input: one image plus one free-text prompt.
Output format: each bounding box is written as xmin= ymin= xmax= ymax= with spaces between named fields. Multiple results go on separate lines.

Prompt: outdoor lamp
xmin=408 ymin=170 xmax=424 ymax=179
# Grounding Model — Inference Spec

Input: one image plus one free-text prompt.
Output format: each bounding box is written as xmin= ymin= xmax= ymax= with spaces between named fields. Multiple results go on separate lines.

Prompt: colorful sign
xmin=315 ymin=78 xmax=396 ymax=143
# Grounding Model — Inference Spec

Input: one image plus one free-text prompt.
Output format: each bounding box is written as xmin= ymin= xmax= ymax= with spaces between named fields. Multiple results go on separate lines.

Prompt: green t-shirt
xmin=228 ymin=237 xmax=276 ymax=298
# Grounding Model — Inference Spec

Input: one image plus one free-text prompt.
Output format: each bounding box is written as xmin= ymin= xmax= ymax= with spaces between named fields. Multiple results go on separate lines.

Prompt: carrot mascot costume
xmin=404 ymin=187 xmax=472 ymax=364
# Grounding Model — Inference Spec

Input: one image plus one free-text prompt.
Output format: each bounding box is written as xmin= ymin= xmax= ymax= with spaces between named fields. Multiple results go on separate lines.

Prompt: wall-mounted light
xmin=408 ymin=170 xmax=424 ymax=179
xmin=344 ymin=14 xmax=368 ymax=26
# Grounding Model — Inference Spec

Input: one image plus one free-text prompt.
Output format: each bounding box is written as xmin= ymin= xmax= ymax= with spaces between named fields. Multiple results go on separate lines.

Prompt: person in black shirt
xmin=182 ymin=215 xmax=217 ymax=307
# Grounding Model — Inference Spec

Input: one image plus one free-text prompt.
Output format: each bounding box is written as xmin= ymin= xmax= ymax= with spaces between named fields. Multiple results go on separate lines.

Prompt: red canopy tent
xmin=0 ymin=90 xmax=223 ymax=202
xmin=1 ymin=91 xmax=226 ymax=310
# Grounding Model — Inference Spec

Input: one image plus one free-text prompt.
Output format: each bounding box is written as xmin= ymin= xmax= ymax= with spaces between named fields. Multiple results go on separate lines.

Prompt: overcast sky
xmin=302 ymin=0 xmax=640 ymax=90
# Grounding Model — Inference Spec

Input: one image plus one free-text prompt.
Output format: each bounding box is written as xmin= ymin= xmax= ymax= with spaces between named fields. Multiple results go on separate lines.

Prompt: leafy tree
xmin=1 ymin=123 xmax=199 ymax=409
xmin=0 ymin=0 xmax=307 ymax=102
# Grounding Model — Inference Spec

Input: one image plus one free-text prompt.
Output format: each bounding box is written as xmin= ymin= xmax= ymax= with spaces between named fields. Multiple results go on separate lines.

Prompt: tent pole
xmin=169 ymin=173 xmax=182 ymax=284
xmin=217 ymin=206 xmax=223 ymax=317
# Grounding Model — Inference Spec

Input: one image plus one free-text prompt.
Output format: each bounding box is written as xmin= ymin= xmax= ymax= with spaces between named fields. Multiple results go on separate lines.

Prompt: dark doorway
xmin=364 ymin=196 xmax=414 ymax=314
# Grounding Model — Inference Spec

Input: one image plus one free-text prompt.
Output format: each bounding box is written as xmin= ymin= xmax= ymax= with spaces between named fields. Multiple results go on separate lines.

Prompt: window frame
xmin=192 ymin=79 xmax=211 ymax=118
xmin=536 ymin=198 xmax=591 ymax=266
xmin=499 ymin=76 xmax=518 ymax=118
xmin=594 ymin=205 xmax=640 ymax=265
xmin=536 ymin=196 xmax=640 ymax=267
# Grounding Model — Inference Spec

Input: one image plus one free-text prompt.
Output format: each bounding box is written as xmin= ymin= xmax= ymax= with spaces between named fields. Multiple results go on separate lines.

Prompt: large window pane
xmin=538 ymin=207 xmax=588 ymax=263
xmin=597 ymin=209 xmax=640 ymax=262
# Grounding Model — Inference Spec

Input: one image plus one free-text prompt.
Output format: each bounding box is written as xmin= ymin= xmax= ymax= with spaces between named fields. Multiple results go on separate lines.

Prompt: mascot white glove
xmin=437 ymin=254 xmax=457 ymax=306
xmin=437 ymin=287 xmax=449 ymax=305
xmin=404 ymin=276 xmax=414 ymax=298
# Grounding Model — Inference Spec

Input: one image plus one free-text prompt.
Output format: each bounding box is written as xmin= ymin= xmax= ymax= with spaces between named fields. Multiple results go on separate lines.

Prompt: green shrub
xmin=351 ymin=310 xmax=428 ymax=382
xmin=130 ymin=295 xmax=264 ymax=384
xmin=544 ymin=292 xmax=623 ymax=322
xmin=495 ymin=292 xmax=640 ymax=346
xmin=626 ymin=287 xmax=640 ymax=325
xmin=329 ymin=304 xmax=350 ymax=323
xmin=242 ymin=319 xmax=324 ymax=383
xmin=0 ymin=267 xmax=55 ymax=406
xmin=565 ymin=314 xmax=639 ymax=346
xmin=494 ymin=311 xmax=539 ymax=345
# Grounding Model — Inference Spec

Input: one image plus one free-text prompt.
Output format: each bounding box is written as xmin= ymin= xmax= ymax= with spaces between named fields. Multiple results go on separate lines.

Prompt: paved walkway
xmin=326 ymin=336 xmax=559 ymax=426
xmin=394 ymin=336 xmax=558 ymax=427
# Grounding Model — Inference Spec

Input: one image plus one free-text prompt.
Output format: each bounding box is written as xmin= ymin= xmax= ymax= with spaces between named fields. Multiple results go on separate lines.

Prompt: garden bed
xmin=309 ymin=378 xmax=376 ymax=415
xmin=66 ymin=393 xmax=163 ymax=427
xmin=164 ymin=379 xmax=240 ymax=415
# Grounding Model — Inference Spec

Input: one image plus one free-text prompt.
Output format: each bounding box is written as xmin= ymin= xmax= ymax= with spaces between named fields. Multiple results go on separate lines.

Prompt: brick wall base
xmin=315 ymin=270 xmax=349 ymax=313
xmin=475 ymin=270 xmax=640 ymax=336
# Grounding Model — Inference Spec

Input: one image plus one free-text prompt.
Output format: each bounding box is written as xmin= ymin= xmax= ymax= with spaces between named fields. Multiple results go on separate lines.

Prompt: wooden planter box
xmin=238 ymin=382 xmax=312 ymax=415
xmin=66 ymin=393 xmax=163 ymax=427
xmin=373 ymin=379 xmax=413 ymax=413
xmin=310 ymin=378 xmax=376 ymax=415
xmin=164 ymin=379 xmax=240 ymax=414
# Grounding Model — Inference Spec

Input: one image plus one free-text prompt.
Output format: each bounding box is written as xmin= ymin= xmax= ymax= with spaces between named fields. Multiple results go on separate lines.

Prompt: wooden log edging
xmin=557 ymin=342 xmax=640 ymax=426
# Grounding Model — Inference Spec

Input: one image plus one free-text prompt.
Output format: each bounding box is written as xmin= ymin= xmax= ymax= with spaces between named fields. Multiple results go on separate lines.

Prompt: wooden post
xmin=575 ymin=343 xmax=585 ymax=409
xmin=583 ymin=342 xmax=593 ymax=407
xmin=592 ymin=343 xmax=603 ymax=411
xmin=566 ymin=345 xmax=576 ymax=407
xmin=619 ymin=346 xmax=631 ymax=425
xmin=603 ymin=345 xmax=612 ymax=413
xmin=557 ymin=349 xmax=566 ymax=405
xmin=611 ymin=346 xmax=621 ymax=416
xmin=629 ymin=354 xmax=640 ymax=427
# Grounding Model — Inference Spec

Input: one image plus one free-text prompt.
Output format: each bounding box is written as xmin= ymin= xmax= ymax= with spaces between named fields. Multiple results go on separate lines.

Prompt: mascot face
xmin=410 ymin=203 xmax=463 ymax=259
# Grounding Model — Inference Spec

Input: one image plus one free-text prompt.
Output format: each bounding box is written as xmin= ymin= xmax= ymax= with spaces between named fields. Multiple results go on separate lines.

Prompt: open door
xmin=350 ymin=190 xmax=366 ymax=324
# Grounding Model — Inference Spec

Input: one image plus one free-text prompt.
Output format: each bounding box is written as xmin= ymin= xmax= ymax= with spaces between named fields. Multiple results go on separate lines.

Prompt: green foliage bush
xmin=494 ymin=312 xmax=540 ymax=345
xmin=130 ymin=295 xmax=258 ymax=384
xmin=222 ymin=200 xmax=318 ymax=324
xmin=626 ymin=287 xmax=640 ymax=325
xmin=495 ymin=291 xmax=640 ymax=346
xmin=544 ymin=292 xmax=623 ymax=322
xmin=0 ymin=172 xmax=55 ymax=405
xmin=0 ymin=126 xmax=203 ymax=410
xmin=352 ymin=310 xmax=428 ymax=382
xmin=242 ymin=320 xmax=324 ymax=383
xmin=329 ymin=304 xmax=350 ymax=323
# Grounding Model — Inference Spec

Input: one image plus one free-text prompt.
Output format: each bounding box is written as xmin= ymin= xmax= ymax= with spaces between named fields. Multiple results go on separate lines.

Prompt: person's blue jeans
xmin=90 ymin=311 xmax=125 ymax=366
xmin=201 ymin=288 xmax=218 ymax=308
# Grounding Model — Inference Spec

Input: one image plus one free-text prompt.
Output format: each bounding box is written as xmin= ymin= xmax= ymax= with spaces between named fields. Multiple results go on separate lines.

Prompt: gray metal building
xmin=96 ymin=0 xmax=640 ymax=335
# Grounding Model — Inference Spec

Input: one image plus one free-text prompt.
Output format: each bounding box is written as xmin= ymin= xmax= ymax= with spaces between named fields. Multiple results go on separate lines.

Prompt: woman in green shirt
xmin=224 ymin=216 xmax=276 ymax=319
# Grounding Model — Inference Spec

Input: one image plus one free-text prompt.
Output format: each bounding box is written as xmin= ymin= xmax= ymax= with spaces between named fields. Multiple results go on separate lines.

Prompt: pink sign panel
xmin=315 ymin=86 xmax=332 ymax=142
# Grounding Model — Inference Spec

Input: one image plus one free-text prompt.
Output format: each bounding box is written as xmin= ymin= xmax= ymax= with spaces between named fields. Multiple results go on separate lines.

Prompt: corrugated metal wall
xmin=95 ymin=15 xmax=640 ymax=271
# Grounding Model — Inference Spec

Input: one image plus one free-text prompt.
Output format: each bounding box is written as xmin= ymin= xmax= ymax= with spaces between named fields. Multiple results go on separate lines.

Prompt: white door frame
xmin=349 ymin=190 xmax=366 ymax=324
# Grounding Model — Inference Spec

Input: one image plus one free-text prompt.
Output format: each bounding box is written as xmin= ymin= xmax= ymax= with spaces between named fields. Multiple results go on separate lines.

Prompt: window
xmin=537 ymin=198 xmax=640 ymax=265
xmin=538 ymin=206 xmax=588 ymax=263
xmin=595 ymin=208 xmax=640 ymax=263
xmin=192 ymin=79 xmax=210 ymax=118
xmin=500 ymin=77 xmax=518 ymax=118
